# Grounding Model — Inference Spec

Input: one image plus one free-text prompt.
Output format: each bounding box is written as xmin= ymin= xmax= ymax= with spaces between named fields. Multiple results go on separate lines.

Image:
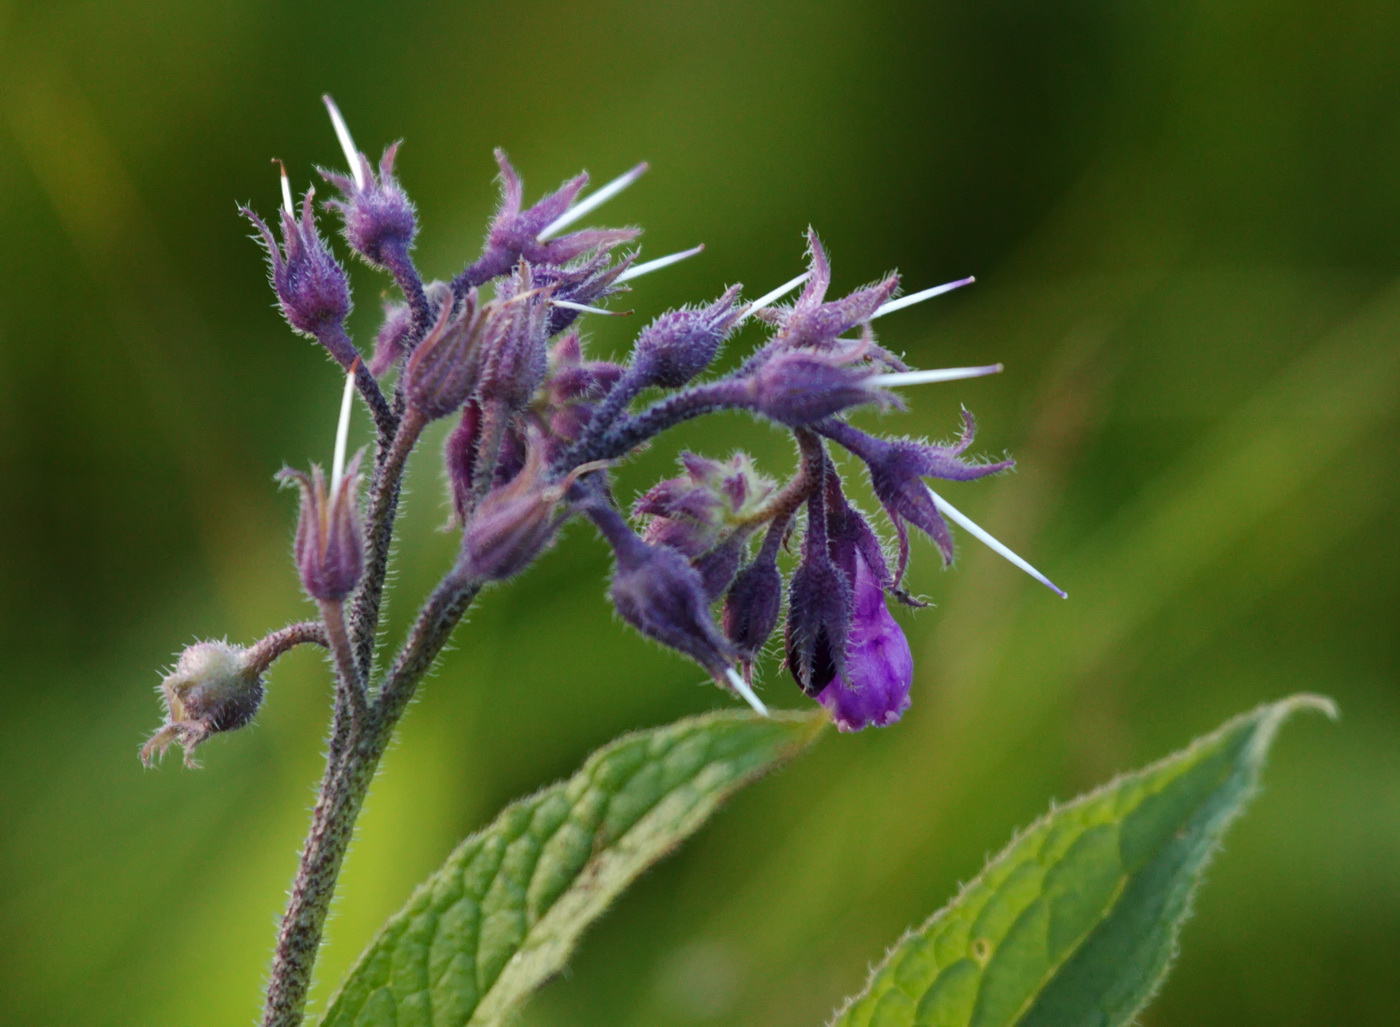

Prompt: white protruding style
xmin=615 ymin=244 xmax=705 ymax=283
xmin=868 ymin=364 xmax=1003 ymax=388
xmin=322 ymin=95 xmax=366 ymax=190
xmin=926 ymin=486 xmax=1067 ymax=598
xmin=277 ymin=161 xmax=294 ymax=216
xmin=331 ymin=367 xmax=356 ymax=491
xmin=726 ymin=667 xmax=770 ymax=717
xmin=550 ymin=299 xmax=631 ymax=317
xmin=539 ymin=162 xmax=649 ymax=240
xmin=740 ymin=272 xmax=812 ymax=321
xmin=870 ymin=276 xmax=976 ymax=320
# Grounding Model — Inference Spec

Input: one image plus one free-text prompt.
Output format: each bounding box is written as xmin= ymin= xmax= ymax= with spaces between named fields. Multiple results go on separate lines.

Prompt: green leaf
xmin=321 ymin=708 xmax=824 ymax=1027
xmin=832 ymin=694 xmax=1335 ymax=1027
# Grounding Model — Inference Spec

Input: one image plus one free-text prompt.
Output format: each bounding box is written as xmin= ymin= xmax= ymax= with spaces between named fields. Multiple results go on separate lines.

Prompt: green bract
xmin=832 ymin=694 xmax=1335 ymax=1027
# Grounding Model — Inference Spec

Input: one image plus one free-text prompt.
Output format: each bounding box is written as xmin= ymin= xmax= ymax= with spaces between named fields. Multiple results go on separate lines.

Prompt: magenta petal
xmin=816 ymin=558 xmax=913 ymax=731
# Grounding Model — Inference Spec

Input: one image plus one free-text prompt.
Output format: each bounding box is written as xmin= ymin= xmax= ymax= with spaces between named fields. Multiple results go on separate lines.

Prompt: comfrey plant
xmin=143 ymin=100 xmax=1329 ymax=1027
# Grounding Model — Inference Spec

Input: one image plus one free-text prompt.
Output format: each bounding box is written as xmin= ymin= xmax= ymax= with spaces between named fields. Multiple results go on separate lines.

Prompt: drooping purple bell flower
xmin=815 ymin=552 xmax=913 ymax=731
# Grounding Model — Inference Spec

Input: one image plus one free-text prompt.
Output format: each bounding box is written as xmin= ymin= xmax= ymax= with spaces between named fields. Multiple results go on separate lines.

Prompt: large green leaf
xmin=321 ymin=708 xmax=824 ymax=1026
xmin=832 ymin=694 xmax=1334 ymax=1027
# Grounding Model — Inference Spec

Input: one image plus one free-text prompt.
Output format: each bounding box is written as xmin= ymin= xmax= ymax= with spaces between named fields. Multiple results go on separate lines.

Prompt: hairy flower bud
xmin=723 ymin=527 xmax=785 ymax=671
xmin=756 ymin=230 xmax=898 ymax=350
xmin=405 ymin=285 xmax=483 ymax=420
xmin=632 ymin=284 xmax=743 ymax=388
xmin=748 ymin=341 xmax=899 ymax=426
xmin=477 ymin=265 xmax=551 ymax=412
xmin=371 ymin=300 xmax=413 ymax=376
xmin=242 ymin=191 xmax=351 ymax=337
xmin=278 ymin=452 xmax=365 ymax=601
xmin=461 ymin=435 xmax=567 ymax=581
xmin=635 ymin=451 xmax=774 ymax=558
xmin=140 ymin=641 xmax=264 ymax=767
xmin=323 ymin=141 xmax=417 ymax=269
xmin=591 ymin=503 xmax=739 ymax=684
xmin=785 ymin=484 xmax=853 ymax=695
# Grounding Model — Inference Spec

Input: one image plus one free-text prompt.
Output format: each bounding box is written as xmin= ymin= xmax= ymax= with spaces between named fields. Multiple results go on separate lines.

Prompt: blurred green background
xmin=1 ymin=0 xmax=1396 ymax=1024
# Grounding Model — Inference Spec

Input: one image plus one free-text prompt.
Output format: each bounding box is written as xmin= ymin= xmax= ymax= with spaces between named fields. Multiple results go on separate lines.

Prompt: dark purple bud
xmin=404 ymin=285 xmax=483 ymax=420
xmin=822 ymin=414 xmax=1012 ymax=581
xmin=815 ymin=553 xmax=913 ymax=731
xmin=477 ymin=264 xmax=551 ymax=412
xmin=140 ymin=641 xmax=265 ymax=767
xmin=461 ymin=435 xmax=567 ymax=581
xmin=756 ymin=230 xmax=898 ymax=350
xmin=632 ymin=285 xmax=744 ymax=388
xmin=445 ymin=399 xmax=483 ymax=525
xmin=591 ymin=504 xmax=741 ymax=688
xmin=278 ymin=451 xmax=365 ymax=601
xmin=748 ymin=335 xmax=900 ymax=426
xmin=242 ymin=191 xmax=351 ymax=337
xmin=823 ymin=468 xmax=896 ymax=593
xmin=543 ymin=332 xmax=627 ymax=447
xmin=784 ymin=486 xmax=852 ymax=695
xmin=723 ymin=523 xmax=785 ymax=669
xmin=692 ymin=531 xmax=749 ymax=601
xmin=322 ymin=141 xmax=417 ymax=269
xmin=371 ymin=300 xmax=413 ymax=377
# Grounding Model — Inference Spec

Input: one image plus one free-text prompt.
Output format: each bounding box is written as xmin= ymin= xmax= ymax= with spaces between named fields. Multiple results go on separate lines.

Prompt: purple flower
xmin=634 ymin=451 xmax=774 ymax=557
xmin=322 ymin=140 xmax=418 ymax=271
xmin=756 ymin=230 xmax=898 ymax=351
xmin=821 ymin=412 xmax=1012 ymax=582
xmin=457 ymin=152 xmax=641 ymax=290
xmin=815 ymin=553 xmax=913 ymax=731
xmin=277 ymin=451 xmax=366 ymax=602
xmin=535 ymin=252 xmax=635 ymax=336
xmin=241 ymin=191 xmax=351 ymax=337
xmin=370 ymin=299 xmax=413 ymax=376
xmin=785 ymin=474 xmax=853 ymax=695
xmin=723 ymin=521 xmax=786 ymax=675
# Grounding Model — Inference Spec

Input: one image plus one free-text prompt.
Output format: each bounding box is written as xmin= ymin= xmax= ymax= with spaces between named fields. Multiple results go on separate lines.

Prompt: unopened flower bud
xmin=723 ymin=534 xmax=784 ymax=668
xmin=477 ymin=264 xmax=550 ymax=412
xmin=371 ymin=300 xmax=412 ymax=376
xmin=242 ymin=191 xmax=352 ymax=337
xmin=591 ymin=503 xmax=738 ymax=684
xmin=635 ymin=451 xmax=774 ymax=558
xmin=632 ymin=285 xmax=743 ymax=388
xmin=278 ymin=451 xmax=365 ymax=601
xmin=405 ymin=285 xmax=483 ymax=420
xmin=445 ymin=399 xmax=483 ymax=525
xmin=140 ymin=641 xmax=264 ymax=767
xmin=748 ymin=339 xmax=899 ymax=426
xmin=757 ymin=230 xmax=898 ymax=350
xmin=461 ymin=435 xmax=567 ymax=581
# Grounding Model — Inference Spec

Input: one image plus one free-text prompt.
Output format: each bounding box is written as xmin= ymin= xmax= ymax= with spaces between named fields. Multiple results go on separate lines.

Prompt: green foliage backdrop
xmin=0 ymin=1 xmax=1395 ymax=1024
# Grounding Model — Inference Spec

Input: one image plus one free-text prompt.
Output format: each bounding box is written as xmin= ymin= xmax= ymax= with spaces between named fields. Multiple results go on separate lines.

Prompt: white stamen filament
xmin=615 ymin=244 xmax=705 ymax=283
xmin=868 ymin=364 xmax=1003 ymax=388
xmin=870 ymin=276 xmax=976 ymax=320
xmin=322 ymin=94 xmax=366 ymax=190
xmin=331 ymin=368 xmax=356 ymax=491
xmin=926 ymin=486 xmax=1067 ymax=598
xmin=740 ymin=272 xmax=812 ymax=321
xmin=277 ymin=162 xmax=294 ymax=215
xmin=539 ymin=162 xmax=649 ymax=240
xmin=726 ymin=667 xmax=770 ymax=717
xmin=550 ymin=299 xmax=632 ymax=316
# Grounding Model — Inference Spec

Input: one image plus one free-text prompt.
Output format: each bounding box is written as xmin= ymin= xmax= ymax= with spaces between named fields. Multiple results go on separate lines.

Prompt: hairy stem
xmin=244 ymin=621 xmax=327 ymax=675
xmin=319 ymin=599 xmax=367 ymax=723
xmin=348 ymin=405 xmax=427 ymax=682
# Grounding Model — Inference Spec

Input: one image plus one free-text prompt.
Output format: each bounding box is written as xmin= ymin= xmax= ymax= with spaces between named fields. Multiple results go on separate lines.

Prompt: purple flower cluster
xmin=234 ymin=97 xmax=1063 ymax=737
